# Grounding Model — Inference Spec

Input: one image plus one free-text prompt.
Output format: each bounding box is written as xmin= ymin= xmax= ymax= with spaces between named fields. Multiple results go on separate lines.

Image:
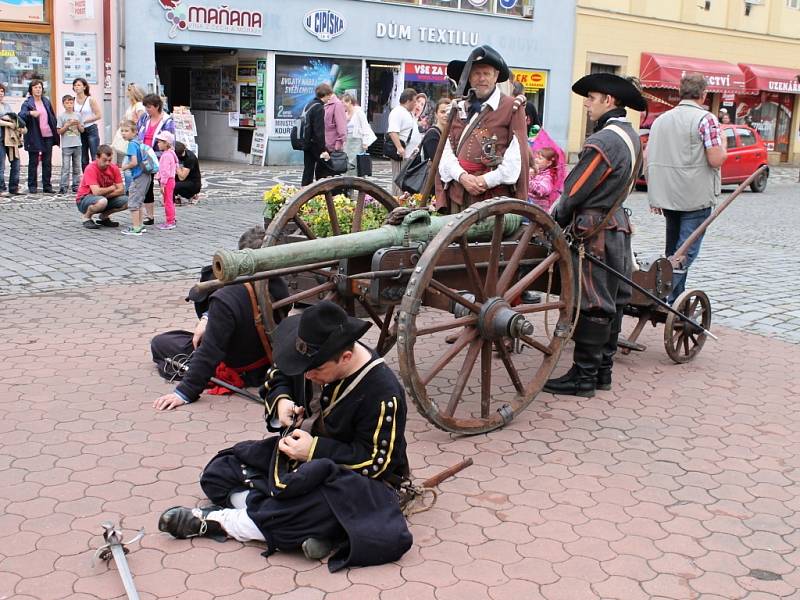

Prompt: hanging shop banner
xmin=62 ymin=33 xmax=98 ymax=84
xmin=511 ymin=69 xmax=547 ymax=93
xmin=404 ymin=62 xmax=447 ymax=83
xmin=272 ymin=55 xmax=362 ymax=137
xmin=0 ymin=0 xmax=44 ymax=23
xmin=255 ymin=58 xmax=267 ymax=127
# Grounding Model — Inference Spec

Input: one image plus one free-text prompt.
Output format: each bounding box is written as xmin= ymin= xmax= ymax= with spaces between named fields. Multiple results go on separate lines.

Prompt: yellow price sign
xmin=512 ymin=69 xmax=548 ymax=92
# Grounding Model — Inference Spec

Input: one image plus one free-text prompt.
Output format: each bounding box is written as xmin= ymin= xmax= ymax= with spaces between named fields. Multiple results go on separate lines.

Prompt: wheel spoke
xmin=445 ymin=338 xmax=482 ymax=417
xmin=422 ymin=327 xmax=478 ymax=386
xmin=514 ymin=301 xmax=566 ymax=315
xmin=377 ymin=304 xmax=395 ymax=354
xmin=429 ymin=279 xmax=482 ymax=314
xmin=293 ymin=216 xmax=316 ymax=239
xmin=459 ymin=236 xmax=486 ymax=302
xmin=483 ymin=216 xmax=506 ymax=297
xmin=503 ymin=253 xmax=560 ymax=303
xmin=497 ymin=222 xmax=537 ymax=296
xmin=495 ymin=340 xmax=524 ymax=393
xmin=682 ymin=332 xmax=690 ymax=355
xmin=689 ymin=296 xmax=700 ymax=314
xmin=324 ymin=191 xmax=341 ymax=236
xmin=272 ymin=281 xmax=336 ymax=310
xmin=480 ymin=340 xmax=492 ymax=419
xmin=415 ymin=315 xmax=478 ymax=337
xmin=352 ymin=191 xmax=366 ymax=233
xmin=519 ymin=334 xmax=553 ymax=356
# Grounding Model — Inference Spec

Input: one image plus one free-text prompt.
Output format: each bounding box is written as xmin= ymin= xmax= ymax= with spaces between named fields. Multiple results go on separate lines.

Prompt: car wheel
xmin=750 ymin=170 xmax=768 ymax=193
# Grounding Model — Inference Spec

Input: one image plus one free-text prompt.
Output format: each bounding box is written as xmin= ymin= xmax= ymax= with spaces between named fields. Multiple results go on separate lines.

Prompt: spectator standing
xmin=113 ymin=84 xmax=146 ymax=163
xmin=75 ymin=144 xmax=128 ymax=229
xmin=19 ymin=79 xmax=59 ymax=194
xmin=0 ymin=83 xmax=24 ymax=196
xmin=341 ymin=93 xmax=376 ymax=177
xmin=174 ymin=141 xmax=202 ymax=203
xmin=120 ymin=119 xmax=151 ymax=236
xmin=299 ymin=86 xmax=326 ymax=186
xmin=318 ymin=88 xmax=347 ymax=179
xmin=136 ymin=93 xmax=175 ymax=225
xmin=387 ymin=88 xmax=421 ymax=196
xmin=72 ymin=78 xmax=101 ymax=171
xmin=421 ymin=97 xmax=450 ymax=159
xmin=155 ymin=130 xmax=178 ymax=230
xmin=646 ymin=73 xmax=727 ymax=303
xmin=413 ymin=92 xmax=434 ymax=132
xmin=56 ymin=94 xmax=84 ymax=194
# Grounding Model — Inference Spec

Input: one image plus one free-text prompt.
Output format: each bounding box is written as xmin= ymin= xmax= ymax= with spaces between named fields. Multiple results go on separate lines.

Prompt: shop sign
xmin=767 ymin=80 xmax=800 ymax=93
xmin=498 ymin=0 xmax=519 ymax=7
xmin=157 ymin=0 xmax=264 ymax=39
xmin=376 ymin=22 xmax=479 ymax=46
xmin=404 ymin=62 xmax=446 ymax=83
xmin=303 ymin=9 xmax=346 ymax=42
xmin=71 ymin=0 xmax=95 ymax=19
xmin=511 ymin=69 xmax=547 ymax=92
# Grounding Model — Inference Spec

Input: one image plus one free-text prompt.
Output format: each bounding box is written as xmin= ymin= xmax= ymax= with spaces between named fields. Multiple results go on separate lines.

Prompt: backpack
xmin=138 ymin=142 xmax=160 ymax=174
xmin=290 ymin=101 xmax=319 ymax=151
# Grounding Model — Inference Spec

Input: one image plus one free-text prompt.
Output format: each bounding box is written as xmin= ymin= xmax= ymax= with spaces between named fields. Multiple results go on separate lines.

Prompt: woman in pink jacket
xmin=319 ymin=87 xmax=347 ymax=178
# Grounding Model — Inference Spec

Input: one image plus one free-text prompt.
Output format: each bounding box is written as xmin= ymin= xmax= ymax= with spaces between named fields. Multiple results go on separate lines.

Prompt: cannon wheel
xmin=664 ymin=289 xmax=711 ymax=363
xmin=263 ymin=177 xmax=400 ymax=355
xmin=397 ymin=199 xmax=575 ymax=435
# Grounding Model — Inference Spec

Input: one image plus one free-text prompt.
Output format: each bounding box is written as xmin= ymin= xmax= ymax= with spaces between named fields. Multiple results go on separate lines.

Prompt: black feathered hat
xmin=273 ymin=301 xmax=371 ymax=376
xmin=571 ymin=73 xmax=647 ymax=112
xmin=447 ymin=45 xmax=510 ymax=84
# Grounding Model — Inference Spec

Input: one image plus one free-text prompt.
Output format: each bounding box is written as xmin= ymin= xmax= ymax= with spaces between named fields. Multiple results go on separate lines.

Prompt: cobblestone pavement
xmin=2 ymin=162 xmax=799 ymax=343
xmin=1 ymin=278 xmax=800 ymax=599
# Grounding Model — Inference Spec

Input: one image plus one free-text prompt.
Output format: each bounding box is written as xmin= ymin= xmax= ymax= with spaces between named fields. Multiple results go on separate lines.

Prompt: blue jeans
xmin=27 ymin=136 xmax=55 ymax=191
xmin=0 ymin=146 xmax=20 ymax=192
xmin=81 ymin=124 xmax=100 ymax=171
xmin=663 ymin=207 xmax=712 ymax=302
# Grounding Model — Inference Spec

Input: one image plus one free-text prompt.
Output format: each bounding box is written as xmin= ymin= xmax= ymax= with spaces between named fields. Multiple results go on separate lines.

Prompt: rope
xmin=566 ymin=243 xmax=585 ymax=340
xmin=399 ymin=482 xmax=439 ymax=517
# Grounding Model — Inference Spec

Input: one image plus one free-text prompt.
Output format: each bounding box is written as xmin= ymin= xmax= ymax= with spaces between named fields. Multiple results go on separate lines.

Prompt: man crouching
xmin=157 ymin=301 xmax=412 ymax=571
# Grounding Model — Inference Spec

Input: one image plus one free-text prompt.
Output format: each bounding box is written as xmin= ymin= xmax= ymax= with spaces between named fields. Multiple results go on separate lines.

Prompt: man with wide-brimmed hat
xmin=435 ymin=44 xmax=528 ymax=213
xmin=157 ymin=301 xmax=412 ymax=571
xmin=543 ymin=73 xmax=645 ymax=398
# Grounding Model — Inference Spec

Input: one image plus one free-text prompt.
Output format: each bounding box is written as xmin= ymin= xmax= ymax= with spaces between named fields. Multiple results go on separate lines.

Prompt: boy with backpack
xmin=119 ymin=119 xmax=157 ymax=236
xmin=294 ymin=85 xmax=326 ymax=186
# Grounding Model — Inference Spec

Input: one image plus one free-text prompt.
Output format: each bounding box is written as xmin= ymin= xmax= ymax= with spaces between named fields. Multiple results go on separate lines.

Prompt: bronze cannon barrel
xmin=213 ymin=209 xmax=522 ymax=282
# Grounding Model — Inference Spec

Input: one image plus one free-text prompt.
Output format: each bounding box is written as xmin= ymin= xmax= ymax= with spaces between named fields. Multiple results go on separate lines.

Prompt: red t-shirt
xmin=76 ymin=161 xmax=123 ymax=202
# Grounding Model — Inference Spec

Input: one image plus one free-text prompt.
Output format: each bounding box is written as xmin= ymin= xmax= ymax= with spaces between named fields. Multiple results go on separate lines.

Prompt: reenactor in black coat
xmin=158 ymin=301 xmax=412 ymax=571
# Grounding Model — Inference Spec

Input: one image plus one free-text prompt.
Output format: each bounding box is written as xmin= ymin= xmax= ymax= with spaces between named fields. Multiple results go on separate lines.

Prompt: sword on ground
xmin=164 ymin=356 xmax=263 ymax=404
xmin=93 ymin=521 xmax=144 ymax=600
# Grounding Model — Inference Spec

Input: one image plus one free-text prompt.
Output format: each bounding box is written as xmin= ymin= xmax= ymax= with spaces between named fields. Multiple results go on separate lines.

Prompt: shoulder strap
xmin=576 ymin=123 xmax=642 ymax=241
xmin=244 ymin=282 xmax=273 ymax=364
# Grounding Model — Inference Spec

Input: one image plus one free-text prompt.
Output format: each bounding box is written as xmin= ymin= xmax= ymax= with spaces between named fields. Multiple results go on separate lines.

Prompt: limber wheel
xmin=261 ymin=177 xmax=400 ymax=355
xmin=664 ymin=289 xmax=711 ymax=364
xmin=397 ymin=198 xmax=575 ymax=435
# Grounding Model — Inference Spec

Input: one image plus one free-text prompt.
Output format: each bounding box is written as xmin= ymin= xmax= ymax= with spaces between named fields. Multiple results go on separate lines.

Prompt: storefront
xmin=125 ymin=0 xmax=576 ymax=165
xmin=737 ymin=63 xmax=800 ymax=162
xmin=0 ymin=0 xmax=53 ymax=109
xmin=639 ymin=52 xmax=750 ymax=128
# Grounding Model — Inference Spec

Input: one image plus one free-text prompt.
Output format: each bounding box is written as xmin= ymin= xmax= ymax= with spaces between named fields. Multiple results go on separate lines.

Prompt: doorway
xmin=366 ymin=61 xmax=401 ymax=155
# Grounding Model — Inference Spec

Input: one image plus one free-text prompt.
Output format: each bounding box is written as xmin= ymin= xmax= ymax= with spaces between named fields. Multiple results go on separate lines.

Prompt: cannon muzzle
xmin=213 ymin=209 xmax=522 ymax=282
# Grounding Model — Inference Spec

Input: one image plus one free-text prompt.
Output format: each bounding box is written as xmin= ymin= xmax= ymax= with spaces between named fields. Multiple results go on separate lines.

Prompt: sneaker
xmin=121 ymin=226 xmax=145 ymax=236
xmin=82 ymin=220 xmax=100 ymax=230
xmin=8 ymin=190 xmax=22 ymax=196
xmin=157 ymin=222 xmax=176 ymax=230
xmin=143 ymin=217 xmax=155 ymax=226
xmin=96 ymin=218 xmax=120 ymax=228
xmin=28 ymin=188 xmax=37 ymax=194
xmin=43 ymin=188 xmax=55 ymax=194
xmin=58 ymin=187 xmax=67 ymax=195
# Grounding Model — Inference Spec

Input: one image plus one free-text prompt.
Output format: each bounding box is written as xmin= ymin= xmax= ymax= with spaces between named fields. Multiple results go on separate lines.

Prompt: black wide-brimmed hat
xmin=273 ymin=300 xmax=371 ymax=376
xmin=447 ymin=45 xmax=510 ymax=84
xmin=572 ymin=73 xmax=647 ymax=112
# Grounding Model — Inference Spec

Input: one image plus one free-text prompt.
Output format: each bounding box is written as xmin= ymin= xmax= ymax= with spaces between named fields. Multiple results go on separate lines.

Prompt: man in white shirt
xmin=434 ymin=45 xmax=528 ymax=213
xmin=386 ymin=88 xmax=421 ymax=195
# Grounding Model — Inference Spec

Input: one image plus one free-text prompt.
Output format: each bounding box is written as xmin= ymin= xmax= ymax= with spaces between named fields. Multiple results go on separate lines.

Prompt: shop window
xmin=0 ymin=32 xmax=52 ymax=98
xmin=788 ymin=0 xmax=800 ymax=9
xmin=724 ymin=128 xmax=738 ymax=149
xmin=736 ymin=128 xmax=756 ymax=147
xmin=383 ymin=0 xmax=535 ymax=17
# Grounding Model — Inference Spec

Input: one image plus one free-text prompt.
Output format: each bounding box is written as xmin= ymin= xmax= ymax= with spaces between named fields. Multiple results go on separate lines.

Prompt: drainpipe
xmin=102 ymin=0 xmax=113 ymax=143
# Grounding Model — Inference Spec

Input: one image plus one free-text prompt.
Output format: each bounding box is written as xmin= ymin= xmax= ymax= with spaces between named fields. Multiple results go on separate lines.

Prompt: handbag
xmin=356 ymin=153 xmax=372 ymax=177
xmin=111 ymin=128 xmax=129 ymax=155
xmin=325 ymin=150 xmax=349 ymax=174
xmin=383 ymin=129 xmax=412 ymax=161
xmin=394 ymin=149 xmax=430 ymax=195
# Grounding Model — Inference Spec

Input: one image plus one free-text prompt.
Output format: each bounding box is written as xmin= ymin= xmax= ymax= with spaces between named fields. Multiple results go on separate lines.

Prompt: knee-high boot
xmin=543 ymin=314 xmax=611 ymax=398
xmin=597 ymin=307 xmax=623 ymax=391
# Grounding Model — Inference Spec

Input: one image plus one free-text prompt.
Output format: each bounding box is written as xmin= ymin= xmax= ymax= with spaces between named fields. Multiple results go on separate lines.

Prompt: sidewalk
xmin=1 ymin=277 xmax=799 ymax=599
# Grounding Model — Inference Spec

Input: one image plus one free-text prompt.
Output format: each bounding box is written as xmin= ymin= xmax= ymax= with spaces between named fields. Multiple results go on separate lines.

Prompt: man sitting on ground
xmin=75 ymin=144 xmax=128 ymax=229
xmin=158 ymin=301 xmax=413 ymax=571
xmin=174 ymin=141 xmax=202 ymax=204
xmin=151 ymin=225 xmax=289 ymax=410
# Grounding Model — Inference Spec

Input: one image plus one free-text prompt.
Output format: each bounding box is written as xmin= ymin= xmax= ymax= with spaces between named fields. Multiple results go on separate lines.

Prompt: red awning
xmin=739 ymin=63 xmax=800 ymax=94
xmin=640 ymin=52 xmax=748 ymax=94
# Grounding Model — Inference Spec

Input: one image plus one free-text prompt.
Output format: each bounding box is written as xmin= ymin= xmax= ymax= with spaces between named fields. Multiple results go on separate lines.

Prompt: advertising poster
xmin=511 ymin=69 xmax=548 ymax=94
xmin=62 ymin=33 xmax=98 ymax=84
xmin=734 ymin=92 xmax=794 ymax=152
xmin=255 ymin=58 xmax=267 ymax=126
xmin=0 ymin=32 xmax=51 ymax=97
xmin=273 ymin=55 xmax=361 ymax=136
xmin=0 ymin=0 xmax=44 ymax=23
